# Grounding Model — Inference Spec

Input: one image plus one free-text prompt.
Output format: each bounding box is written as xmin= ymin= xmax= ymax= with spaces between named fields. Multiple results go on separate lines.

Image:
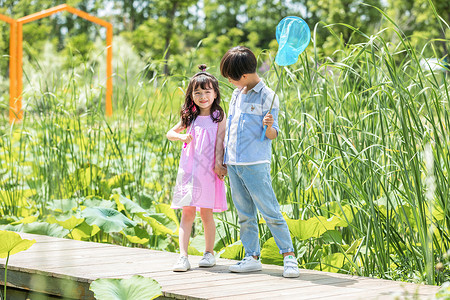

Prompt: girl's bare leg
xmin=200 ymin=208 xmax=215 ymax=253
xmin=179 ymin=206 xmax=196 ymax=256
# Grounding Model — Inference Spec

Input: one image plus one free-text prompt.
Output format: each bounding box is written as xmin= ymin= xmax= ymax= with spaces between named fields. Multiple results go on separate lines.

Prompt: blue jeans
xmin=227 ymin=164 xmax=294 ymax=256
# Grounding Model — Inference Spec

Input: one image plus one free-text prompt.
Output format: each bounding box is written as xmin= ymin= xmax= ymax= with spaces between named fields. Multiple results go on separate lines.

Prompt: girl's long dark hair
xmin=181 ymin=64 xmax=224 ymax=128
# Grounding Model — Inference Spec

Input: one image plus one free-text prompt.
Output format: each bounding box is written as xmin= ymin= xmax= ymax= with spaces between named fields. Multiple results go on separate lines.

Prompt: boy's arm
xmin=263 ymin=92 xmax=279 ymax=140
xmin=263 ymin=113 xmax=278 ymax=140
xmin=214 ymin=115 xmax=227 ymax=179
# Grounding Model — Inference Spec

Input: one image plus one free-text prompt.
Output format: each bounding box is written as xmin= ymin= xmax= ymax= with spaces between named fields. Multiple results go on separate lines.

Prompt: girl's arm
xmin=166 ymin=121 xmax=193 ymax=144
xmin=214 ymin=116 xmax=227 ymax=179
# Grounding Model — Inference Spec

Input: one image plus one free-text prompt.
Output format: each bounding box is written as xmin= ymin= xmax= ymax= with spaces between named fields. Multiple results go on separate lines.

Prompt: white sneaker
xmin=283 ymin=255 xmax=300 ymax=278
xmin=229 ymin=256 xmax=262 ymax=273
xmin=199 ymin=252 xmax=216 ymax=267
xmin=173 ymin=255 xmax=191 ymax=272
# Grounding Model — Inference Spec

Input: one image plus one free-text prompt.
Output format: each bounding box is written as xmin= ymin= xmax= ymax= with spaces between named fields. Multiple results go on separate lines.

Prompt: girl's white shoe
xmin=173 ymin=255 xmax=191 ymax=272
xmin=199 ymin=252 xmax=216 ymax=267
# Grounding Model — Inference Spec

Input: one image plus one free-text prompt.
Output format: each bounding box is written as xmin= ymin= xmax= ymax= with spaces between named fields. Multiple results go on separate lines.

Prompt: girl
xmin=166 ymin=64 xmax=227 ymax=272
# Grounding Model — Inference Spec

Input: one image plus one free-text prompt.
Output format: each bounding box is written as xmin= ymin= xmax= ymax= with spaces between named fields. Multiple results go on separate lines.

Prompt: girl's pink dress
xmin=172 ymin=114 xmax=227 ymax=212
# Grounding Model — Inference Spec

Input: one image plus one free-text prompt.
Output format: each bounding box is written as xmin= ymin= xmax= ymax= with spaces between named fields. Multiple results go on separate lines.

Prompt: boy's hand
xmin=263 ymin=113 xmax=274 ymax=128
xmin=180 ymin=134 xmax=193 ymax=144
xmin=214 ymin=163 xmax=227 ymax=181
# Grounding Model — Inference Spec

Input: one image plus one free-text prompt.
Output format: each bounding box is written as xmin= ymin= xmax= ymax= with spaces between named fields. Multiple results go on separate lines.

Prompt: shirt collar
xmin=248 ymin=80 xmax=265 ymax=93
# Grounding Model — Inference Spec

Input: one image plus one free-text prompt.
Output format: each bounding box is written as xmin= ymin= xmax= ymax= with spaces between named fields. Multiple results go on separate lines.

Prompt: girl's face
xmin=192 ymin=84 xmax=217 ymax=115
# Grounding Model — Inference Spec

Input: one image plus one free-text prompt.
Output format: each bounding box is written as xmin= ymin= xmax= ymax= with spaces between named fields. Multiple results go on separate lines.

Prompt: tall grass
xmin=265 ymin=12 xmax=449 ymax=284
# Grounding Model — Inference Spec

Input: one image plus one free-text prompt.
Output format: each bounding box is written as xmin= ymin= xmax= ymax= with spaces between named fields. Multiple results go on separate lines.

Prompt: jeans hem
xmin=244 ymin=252 xmax=260 ymax=257
xmin=279 ymin=248 xmax=295 ymax=255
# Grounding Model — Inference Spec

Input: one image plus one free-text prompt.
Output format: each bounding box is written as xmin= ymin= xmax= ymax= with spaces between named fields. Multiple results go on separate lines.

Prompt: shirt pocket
xmin=240 ymin=103 xmax=264 ymax=137
xmin=240 ymin=102 xmax=263 ymax=116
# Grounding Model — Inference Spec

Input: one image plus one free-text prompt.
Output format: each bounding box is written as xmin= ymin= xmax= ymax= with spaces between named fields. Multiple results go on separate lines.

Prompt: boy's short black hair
xmin=220 ymin=46 xmax=257 ymax=80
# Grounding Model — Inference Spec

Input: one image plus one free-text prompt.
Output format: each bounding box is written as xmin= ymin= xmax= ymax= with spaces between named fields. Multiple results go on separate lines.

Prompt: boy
xmin=220 ymin=46 xmax=300 ymax=278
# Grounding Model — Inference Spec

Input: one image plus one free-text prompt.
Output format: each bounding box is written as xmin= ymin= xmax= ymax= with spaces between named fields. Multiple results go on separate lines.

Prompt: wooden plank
xmin=168 ymin=277 xmax=362 ymax=299
xmin=0 ymin=285 xmax=71 ymax=300
xmin=209 ymin=273 xmax=438 ymax=300
xmin=13 ymin=240 xmax=113 ymax=253
xmin=5 ymin=247 xmax=168 ymax=267
xmin=0 ymin=267 xmax=93 ymax=299
xmin=0 ymin=232 xmax=441 ymax=300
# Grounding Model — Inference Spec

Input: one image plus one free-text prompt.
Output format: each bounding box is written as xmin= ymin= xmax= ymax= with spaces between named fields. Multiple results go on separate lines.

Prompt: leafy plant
xmin=81 ymin=207 xmax=136 ymax=233
xmin=0 ymin=231 xmax=36 ymax=300
xmin=89 ymin=275 xmax=162 ymax=300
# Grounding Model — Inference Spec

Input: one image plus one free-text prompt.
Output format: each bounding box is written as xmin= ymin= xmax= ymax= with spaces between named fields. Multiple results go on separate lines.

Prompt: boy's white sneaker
xmin=229 ymin=256 xmax=262 ymax=273
xmin=173 ymin=255 xmax=191 ymax=272
xmin=199 ymin=252 xmax=216 ymax=267
xmin=283 ymin=255 xmax=300 ymax=278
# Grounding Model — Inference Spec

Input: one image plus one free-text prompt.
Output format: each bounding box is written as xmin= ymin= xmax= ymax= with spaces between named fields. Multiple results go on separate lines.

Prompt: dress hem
xmin=171 ymin=205 xmax=227 ymax=213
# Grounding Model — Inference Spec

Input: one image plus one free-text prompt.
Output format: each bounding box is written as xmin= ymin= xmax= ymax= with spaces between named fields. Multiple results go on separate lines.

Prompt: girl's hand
xmin=180 ymin=134 xmax=193 ymax=144
xmin=214 ymin=163 xmax=227 ymax=181
xmin=263 ymin=113 xmax=274 ymax=128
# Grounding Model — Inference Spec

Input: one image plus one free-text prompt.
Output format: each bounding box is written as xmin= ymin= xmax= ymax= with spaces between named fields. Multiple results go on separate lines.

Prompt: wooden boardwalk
xmin=0 ymin=232 xmax=441 ymax=299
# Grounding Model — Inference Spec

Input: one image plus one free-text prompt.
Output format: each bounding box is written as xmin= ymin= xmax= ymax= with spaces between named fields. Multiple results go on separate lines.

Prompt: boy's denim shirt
xmin=224 ymin=80 xmax=279 ymax=165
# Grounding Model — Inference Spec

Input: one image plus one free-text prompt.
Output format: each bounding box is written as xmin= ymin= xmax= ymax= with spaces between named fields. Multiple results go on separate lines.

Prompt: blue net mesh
xmin=275 ymin=16 xmax=311 ymax=66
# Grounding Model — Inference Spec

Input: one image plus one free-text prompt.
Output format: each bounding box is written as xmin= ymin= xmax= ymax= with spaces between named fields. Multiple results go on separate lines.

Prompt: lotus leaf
xmin=90 ymin=275 xmax=162 ymax=300
xmin=122 ymin=226 xmax=150 ymax=245
xmin=314 ymin=252 xmax=349 ymax=273
xmin=219 ymin=241 xmax=244 ymax=260
xmin=286 ymin=216 xmax=341 ymax=240
xmin=261 ymin=237 xmax=283 ymax=266
xmin=82 ymin=207 xmax=136 ymax=233
xmin=47 ymin=215 xmax=84 ymax=230
xmin=113 ymin=194 xmax=146 ymax=215
xmin=11 ymin=216 xmax=38 ymax=225
xmin=8 ymin=222 xmax=70 ymax=237
xmin=141 ymin=213 xmax=177 ymax=236
xmin=71 ymin=222 xmax=101 ymax=240
xmin=0 ymin=230 xmax=36 ymax=257
xmin=320 ymin=202 xmax=354 ymax=227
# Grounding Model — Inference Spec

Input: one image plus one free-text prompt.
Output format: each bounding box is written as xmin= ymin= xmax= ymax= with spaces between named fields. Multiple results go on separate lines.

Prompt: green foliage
xmin=286 ymin=215 xmax=341 ymax=241
xmin=130 ymin=18 xmax=182 ymax=60
xmin=435 ymin=282 xmax=450 ymax=300
xmin=261 ymin=237 xmax=283 ymax=266
xmin=82 ymin=207 xmax=136 ymax=233
xmin=62 ymin=33 xmax=94 ymax=68
xmin=306 ymin=0 xmax=383 ymax=55
xmin=387 ymin=0 xmax=450 ymax=57
xmin=0 ymin=230 xmax=36 ymax=300
xmin=315 ymin=253 xmax=348 ymax=272
xmin=1 ymin=222 xmax=70 ymax=237
xmin=0 ymin=2 xmax=449 ymax=288
xmin=0 ymin=230 xmax=35 ymax=258
xmin=219 ymin=241 xmax=245 ymax=260
xmin=89 ymin=275 xmax=162 ymax=300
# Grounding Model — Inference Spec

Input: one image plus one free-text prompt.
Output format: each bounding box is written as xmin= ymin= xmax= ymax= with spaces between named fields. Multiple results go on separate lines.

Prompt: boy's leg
xmin=238 ymin=164 xmax=294 ymax=255
xmin=227 ymin=165 xmax=260 ymax=257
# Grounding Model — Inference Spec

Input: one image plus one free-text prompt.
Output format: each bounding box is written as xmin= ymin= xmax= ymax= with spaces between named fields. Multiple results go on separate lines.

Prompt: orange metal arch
xmin=0 ymin=4 xmax=113 ymax=123
xmin=0 ymin=14 xmax=18 ymax=122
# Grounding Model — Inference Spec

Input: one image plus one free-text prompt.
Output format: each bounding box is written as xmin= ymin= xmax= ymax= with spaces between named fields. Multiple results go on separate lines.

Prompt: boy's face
xmin=227 ymin=76 xmax=246 ymax=89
